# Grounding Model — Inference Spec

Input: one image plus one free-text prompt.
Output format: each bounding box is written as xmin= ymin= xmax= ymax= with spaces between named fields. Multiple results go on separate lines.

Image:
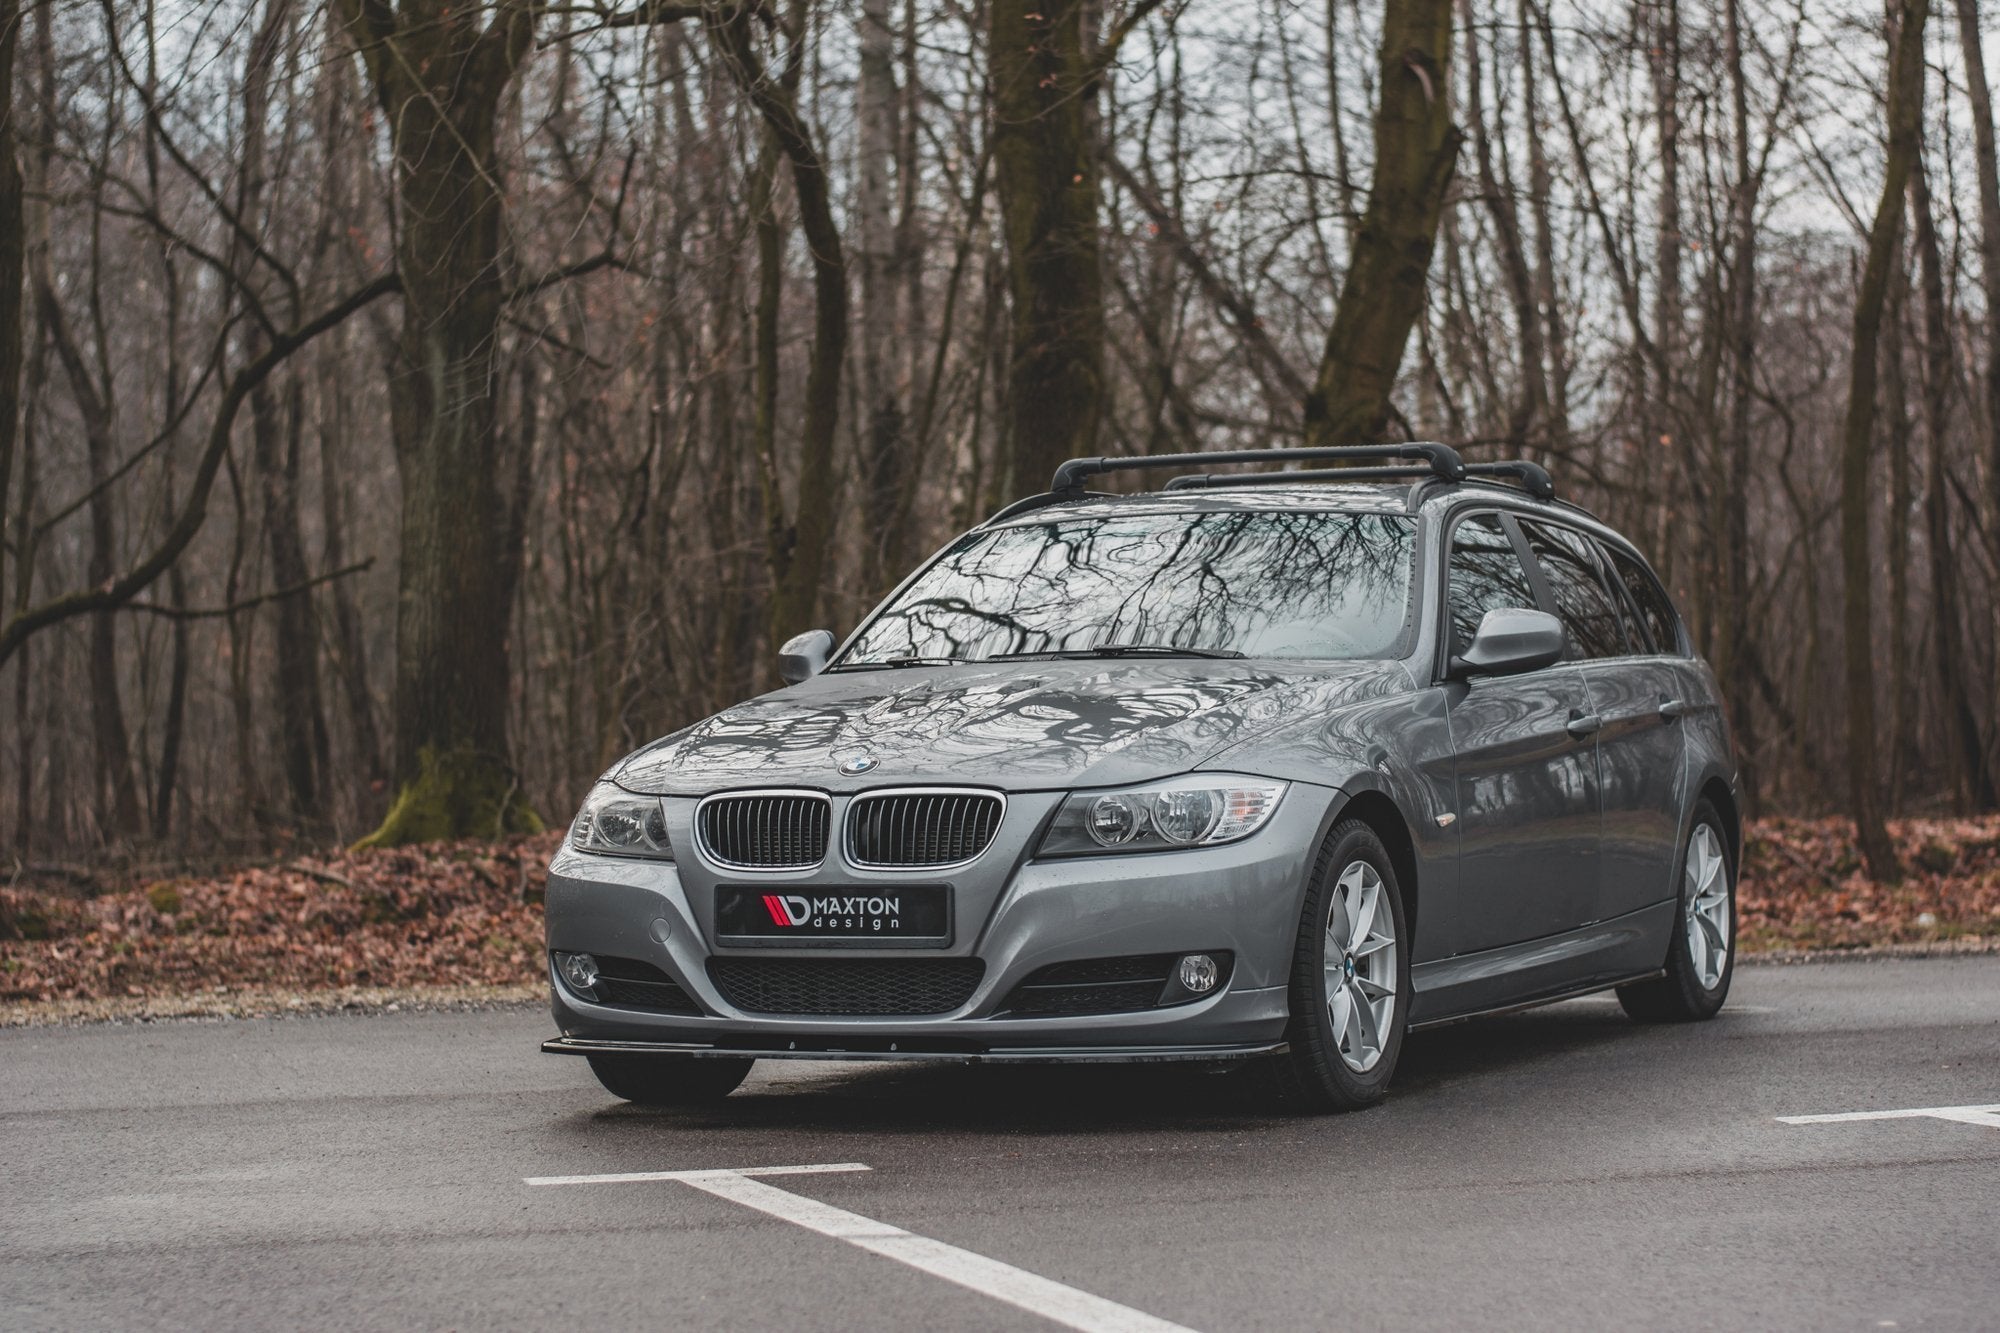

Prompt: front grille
xmin=708 ymin=957 xmax=985 ymax=1015
xmin=846 ymin=789 xmax=1004 ymax=868
xmin=697 ymin=792 xmax=830 ymax=869
xmin=583 ymin=955 xmax=700 ymax=1015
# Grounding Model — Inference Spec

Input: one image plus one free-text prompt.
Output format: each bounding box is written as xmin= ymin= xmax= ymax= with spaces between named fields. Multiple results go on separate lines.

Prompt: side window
xmin=1446 ymin=513 xmax=1541 ymax=656
xmin=1605 ymin=545 xmax=1682 ymax=656
xmin=1518 ymin=520 xmax=1627 ymax=660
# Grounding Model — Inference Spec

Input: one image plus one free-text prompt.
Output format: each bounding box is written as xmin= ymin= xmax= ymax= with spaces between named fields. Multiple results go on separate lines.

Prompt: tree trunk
xmin=1461 ymin=0 xmax=1547 ymax=451
xmin=254 ymin=378 xmax=329 ymax=814
xmin=341 ymin=0 xmax=542 ymax=846
xmin=990 ymin=0 xmax=1106 ymax=494
xmin=1838 ymin=0 xmax=1924 ymax=882
xmin=1304 ymin=0 xmax=1460 ymax=448
xmin=1719 ymin=0 xmax=1759 ymax=813
xmin=1957 ymin=0 xmax=2000 ymax=545
xmin=0 ymin=0 xmax=21 ymax=603
xmin=855 ymin=0 xmax=904 ymax=594
xmin=712 ymin=5 xmax=847 ymax=645
xmin=1911 ymin=150 xmax=1999 ymax=808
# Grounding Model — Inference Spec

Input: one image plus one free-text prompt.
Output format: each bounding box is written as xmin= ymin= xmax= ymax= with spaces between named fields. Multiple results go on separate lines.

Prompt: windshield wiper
xmin=991 ymin=643 xmax=1246 ymax=661
xmin=831 ymin=654 xmax=966 ymax=671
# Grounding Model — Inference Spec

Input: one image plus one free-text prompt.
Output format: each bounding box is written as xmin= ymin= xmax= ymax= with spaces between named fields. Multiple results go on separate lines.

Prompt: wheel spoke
xmin=1348 ymin=981 xmax=1381 ymax=1057
xmin=1346 ymin=881 xmax=1378 ymax=952
xmin=1352 ymin=932 xmax=1394 ymax=959
xmin=1328 ymin=983 xmax=1355 ymax=1053
xmin=1354 ymin=974 xmax=1394 ymax=1001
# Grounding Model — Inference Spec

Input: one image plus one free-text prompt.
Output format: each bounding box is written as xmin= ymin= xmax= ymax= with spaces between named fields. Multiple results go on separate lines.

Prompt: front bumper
xmin=542 ymin=781 xmax=1336 ymax=1060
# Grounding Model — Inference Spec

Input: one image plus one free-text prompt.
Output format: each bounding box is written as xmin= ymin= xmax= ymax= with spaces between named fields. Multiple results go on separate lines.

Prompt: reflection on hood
xmin=613 ymin=659 xmax=1407 ymax=795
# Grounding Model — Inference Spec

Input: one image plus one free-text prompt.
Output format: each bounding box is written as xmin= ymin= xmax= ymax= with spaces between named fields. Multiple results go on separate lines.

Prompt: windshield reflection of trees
xmin=847 ymin=511 xmax=1415 ymax=663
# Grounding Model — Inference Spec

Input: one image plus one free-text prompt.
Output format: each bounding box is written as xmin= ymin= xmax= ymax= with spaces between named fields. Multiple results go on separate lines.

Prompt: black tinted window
xmin=842 ymin=510 xmax=1416 ymax=662
xmin=1518 ymin=520 xmax=1626 ymax=659
xmin=1446 ymin=513 xmax=1540 ymax=656
xmin=1605 ymin=546 xmax=1681 ymax=655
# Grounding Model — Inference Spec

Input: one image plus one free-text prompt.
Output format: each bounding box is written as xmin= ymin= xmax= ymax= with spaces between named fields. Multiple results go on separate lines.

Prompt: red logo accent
xmin=763 ymin=894 xmax=789 ymax=927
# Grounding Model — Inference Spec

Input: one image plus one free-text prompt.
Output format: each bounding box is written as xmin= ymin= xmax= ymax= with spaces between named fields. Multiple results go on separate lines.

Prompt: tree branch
xmin=119 ymin=559 xmax=375 ymax=621
xmin=0 ymin=271 xmax=402 ymax=670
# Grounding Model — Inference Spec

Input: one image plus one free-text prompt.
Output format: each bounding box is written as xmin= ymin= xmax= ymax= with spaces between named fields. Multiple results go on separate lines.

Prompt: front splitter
xmin=541 ymin=1035 xmax=1287 ymax=1065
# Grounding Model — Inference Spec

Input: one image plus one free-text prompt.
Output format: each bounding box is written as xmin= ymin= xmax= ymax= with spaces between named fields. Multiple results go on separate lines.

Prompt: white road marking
xmin=527 ymin=1162 xmax=1197 ymax=1333
xmin=1778 ymin=1103 xmax=2000 ymax=1130
xmin=525 ymin=1162 xmax=871 ymax=1186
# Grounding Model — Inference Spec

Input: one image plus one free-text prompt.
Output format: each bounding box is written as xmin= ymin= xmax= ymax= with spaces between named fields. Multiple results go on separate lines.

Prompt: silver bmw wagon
xmin=543 ymin=444 xmax=1738 ymax=1112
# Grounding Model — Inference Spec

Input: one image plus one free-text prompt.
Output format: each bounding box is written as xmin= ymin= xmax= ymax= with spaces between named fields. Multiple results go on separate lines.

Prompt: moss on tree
xmin=353 ymin=746 xmax=542 ymax=850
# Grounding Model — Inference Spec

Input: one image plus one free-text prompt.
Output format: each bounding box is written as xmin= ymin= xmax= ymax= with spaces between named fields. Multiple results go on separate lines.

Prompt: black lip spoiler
xmin=541 ymin=1035 xmax=1286 ymax=1066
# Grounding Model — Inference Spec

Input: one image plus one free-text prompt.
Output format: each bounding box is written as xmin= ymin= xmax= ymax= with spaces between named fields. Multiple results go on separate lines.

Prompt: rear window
xmin=1604 ymin=545 xmax=1682 ymax=655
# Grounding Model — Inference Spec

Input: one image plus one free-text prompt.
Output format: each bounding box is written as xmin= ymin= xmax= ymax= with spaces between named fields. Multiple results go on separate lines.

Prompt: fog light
xmin=1178 ymin=953 xmax=1220 ymax=994
xmin=557 ymin=951 xmax=600 ymax=991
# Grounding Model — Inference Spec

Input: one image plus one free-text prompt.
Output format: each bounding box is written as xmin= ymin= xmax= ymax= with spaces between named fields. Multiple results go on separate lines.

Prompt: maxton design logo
xmin=761 ymin=894 xmax=901 ymax=927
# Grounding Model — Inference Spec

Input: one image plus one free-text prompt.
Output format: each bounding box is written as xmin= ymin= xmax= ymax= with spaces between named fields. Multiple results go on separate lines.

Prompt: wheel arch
xmin=1327 ymin=788 xmax=1421 ymax=948
xmin=1696 ymin=774 xmax=1742 ymax=871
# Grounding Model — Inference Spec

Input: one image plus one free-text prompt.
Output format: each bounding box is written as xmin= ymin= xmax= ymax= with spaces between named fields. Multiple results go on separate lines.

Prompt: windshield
xmin=839 ymin=509 xmax=1415 ymax=665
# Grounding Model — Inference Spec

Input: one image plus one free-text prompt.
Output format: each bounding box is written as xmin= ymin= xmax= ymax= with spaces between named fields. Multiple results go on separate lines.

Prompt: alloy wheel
xmin=1684 ymin=823 xmax=1731 ymax=989
xmin=1324 ymin=859 xmax=1398 ymax=1072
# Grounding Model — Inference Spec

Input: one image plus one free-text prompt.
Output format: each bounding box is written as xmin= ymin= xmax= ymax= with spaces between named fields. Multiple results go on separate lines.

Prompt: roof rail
xmin=1163 ymin=457 xmax=1557 ymax=502
xmin=1162 ymin=465 xmax=1436 ymax=491
xmin=1048 ymin=443 xmax=1466 ymax=497
xmin=1461 ymin=460 xmax=1555 ymax=500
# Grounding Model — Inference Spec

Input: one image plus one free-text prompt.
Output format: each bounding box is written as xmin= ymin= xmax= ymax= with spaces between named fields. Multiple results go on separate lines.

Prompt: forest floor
xmin=3 ymin=817 xmax=1998 ymax=1026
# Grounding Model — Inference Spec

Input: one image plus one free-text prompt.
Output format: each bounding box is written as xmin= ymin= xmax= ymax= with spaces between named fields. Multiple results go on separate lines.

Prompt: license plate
xmin=715 ymin=884 xmax=951 ymax=946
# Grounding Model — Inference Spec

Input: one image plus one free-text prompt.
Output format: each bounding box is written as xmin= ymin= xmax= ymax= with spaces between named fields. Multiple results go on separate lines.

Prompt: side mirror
xmin=1450 ymin=608 xmax=1565 ymax=679
xmin=778 ymin=629 xmax=836 ymax=685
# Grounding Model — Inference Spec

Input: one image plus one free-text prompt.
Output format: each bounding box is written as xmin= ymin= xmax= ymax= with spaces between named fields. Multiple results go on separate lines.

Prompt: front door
xmin=1439 ymin=512 xmax=1601 ymax=956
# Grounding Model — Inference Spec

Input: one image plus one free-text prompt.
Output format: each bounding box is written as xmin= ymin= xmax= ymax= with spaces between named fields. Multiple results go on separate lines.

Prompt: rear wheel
xmin=1267 ymin=819 xmax=1411 ymax=1112
xmin=1617 ymin=799 xmax=1734 ymax=1023
xmin=586 ymin=1054 xmax=754 ymax=1105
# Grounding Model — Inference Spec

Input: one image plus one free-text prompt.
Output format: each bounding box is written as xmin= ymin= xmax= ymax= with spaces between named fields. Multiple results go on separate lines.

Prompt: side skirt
xmin=1407 ymin=899 xmax=1675 ymax=1027
xmin=1408 ymin=968 xmax=1665 ymax=1032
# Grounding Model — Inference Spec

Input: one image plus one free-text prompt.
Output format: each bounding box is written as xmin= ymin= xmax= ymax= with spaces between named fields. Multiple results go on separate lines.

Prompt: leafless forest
xmin=0 ymin=0 xmax=1994 ymax=875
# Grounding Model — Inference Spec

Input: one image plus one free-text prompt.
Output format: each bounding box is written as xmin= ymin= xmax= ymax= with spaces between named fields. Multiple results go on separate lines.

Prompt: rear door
xmin=1438 ymin=511 xmax=1600 ymax=955
xmin=1515 ymin=520 xmax=1687 ymax=925
xmin=1595 ymin=539 xmax=1694 ymax=920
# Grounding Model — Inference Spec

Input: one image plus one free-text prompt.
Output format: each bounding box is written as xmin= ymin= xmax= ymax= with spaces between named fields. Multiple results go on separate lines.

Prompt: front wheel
xmin=586 ymin=1054 xmax=754 ymax=1105
xmin=1617 ymin=799 xmax=1734 ymax=1023
xmin=1267 ymin=819 xmax=1411 ymax=1113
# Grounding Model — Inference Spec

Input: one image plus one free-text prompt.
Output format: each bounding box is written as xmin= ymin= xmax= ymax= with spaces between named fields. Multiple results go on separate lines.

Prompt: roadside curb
xmin=1739 ymin=936 xmax=2000 ymax=965
xmin=1 ymin=982 xmax=545 ymax=1029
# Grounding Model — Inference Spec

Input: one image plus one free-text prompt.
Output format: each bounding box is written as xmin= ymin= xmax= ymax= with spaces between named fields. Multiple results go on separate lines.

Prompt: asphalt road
xmin=4 ymin=957 xmax=1997 ymax=1332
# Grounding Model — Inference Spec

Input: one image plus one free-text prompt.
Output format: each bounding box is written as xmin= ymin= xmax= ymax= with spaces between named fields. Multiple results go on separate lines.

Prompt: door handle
xmin=1658 ymin=698 xmax=1688 ymax=721
xmin=1566 ymin=712 xmax=1603 ymax=738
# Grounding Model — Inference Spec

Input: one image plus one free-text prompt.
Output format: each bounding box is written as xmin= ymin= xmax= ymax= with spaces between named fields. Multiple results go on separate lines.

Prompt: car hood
xmin=612 ymin=658 xmax=1410 ymax=795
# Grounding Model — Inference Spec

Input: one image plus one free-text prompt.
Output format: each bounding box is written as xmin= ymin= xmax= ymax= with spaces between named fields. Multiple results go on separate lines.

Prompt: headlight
xmin=1037 ymin=775 xmax=1287 ymax=857
xmin=569 ymin=782 xmax=674 ymax=860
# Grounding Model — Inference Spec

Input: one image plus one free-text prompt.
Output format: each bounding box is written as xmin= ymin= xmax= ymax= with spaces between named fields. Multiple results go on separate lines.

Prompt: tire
xmin=1266 ymin=818 xmax=1412 ymax=1113
xmin=1617 ymin=798 xmax=1735 ymax=1023
xmin=586 ymin=1054 xmax=754 ymax=1105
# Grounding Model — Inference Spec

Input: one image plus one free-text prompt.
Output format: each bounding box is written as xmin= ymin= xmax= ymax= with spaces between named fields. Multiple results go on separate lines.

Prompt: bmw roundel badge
xmin=839 ymin=755 xmax=878 ymax=775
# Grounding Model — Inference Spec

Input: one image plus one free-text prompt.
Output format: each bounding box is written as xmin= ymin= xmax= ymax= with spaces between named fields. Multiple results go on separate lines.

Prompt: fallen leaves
xmin=0 ymin=833 xmax=563 ymax=1006
xmin=1738 ymin=816 xmax=2000 ymax=953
